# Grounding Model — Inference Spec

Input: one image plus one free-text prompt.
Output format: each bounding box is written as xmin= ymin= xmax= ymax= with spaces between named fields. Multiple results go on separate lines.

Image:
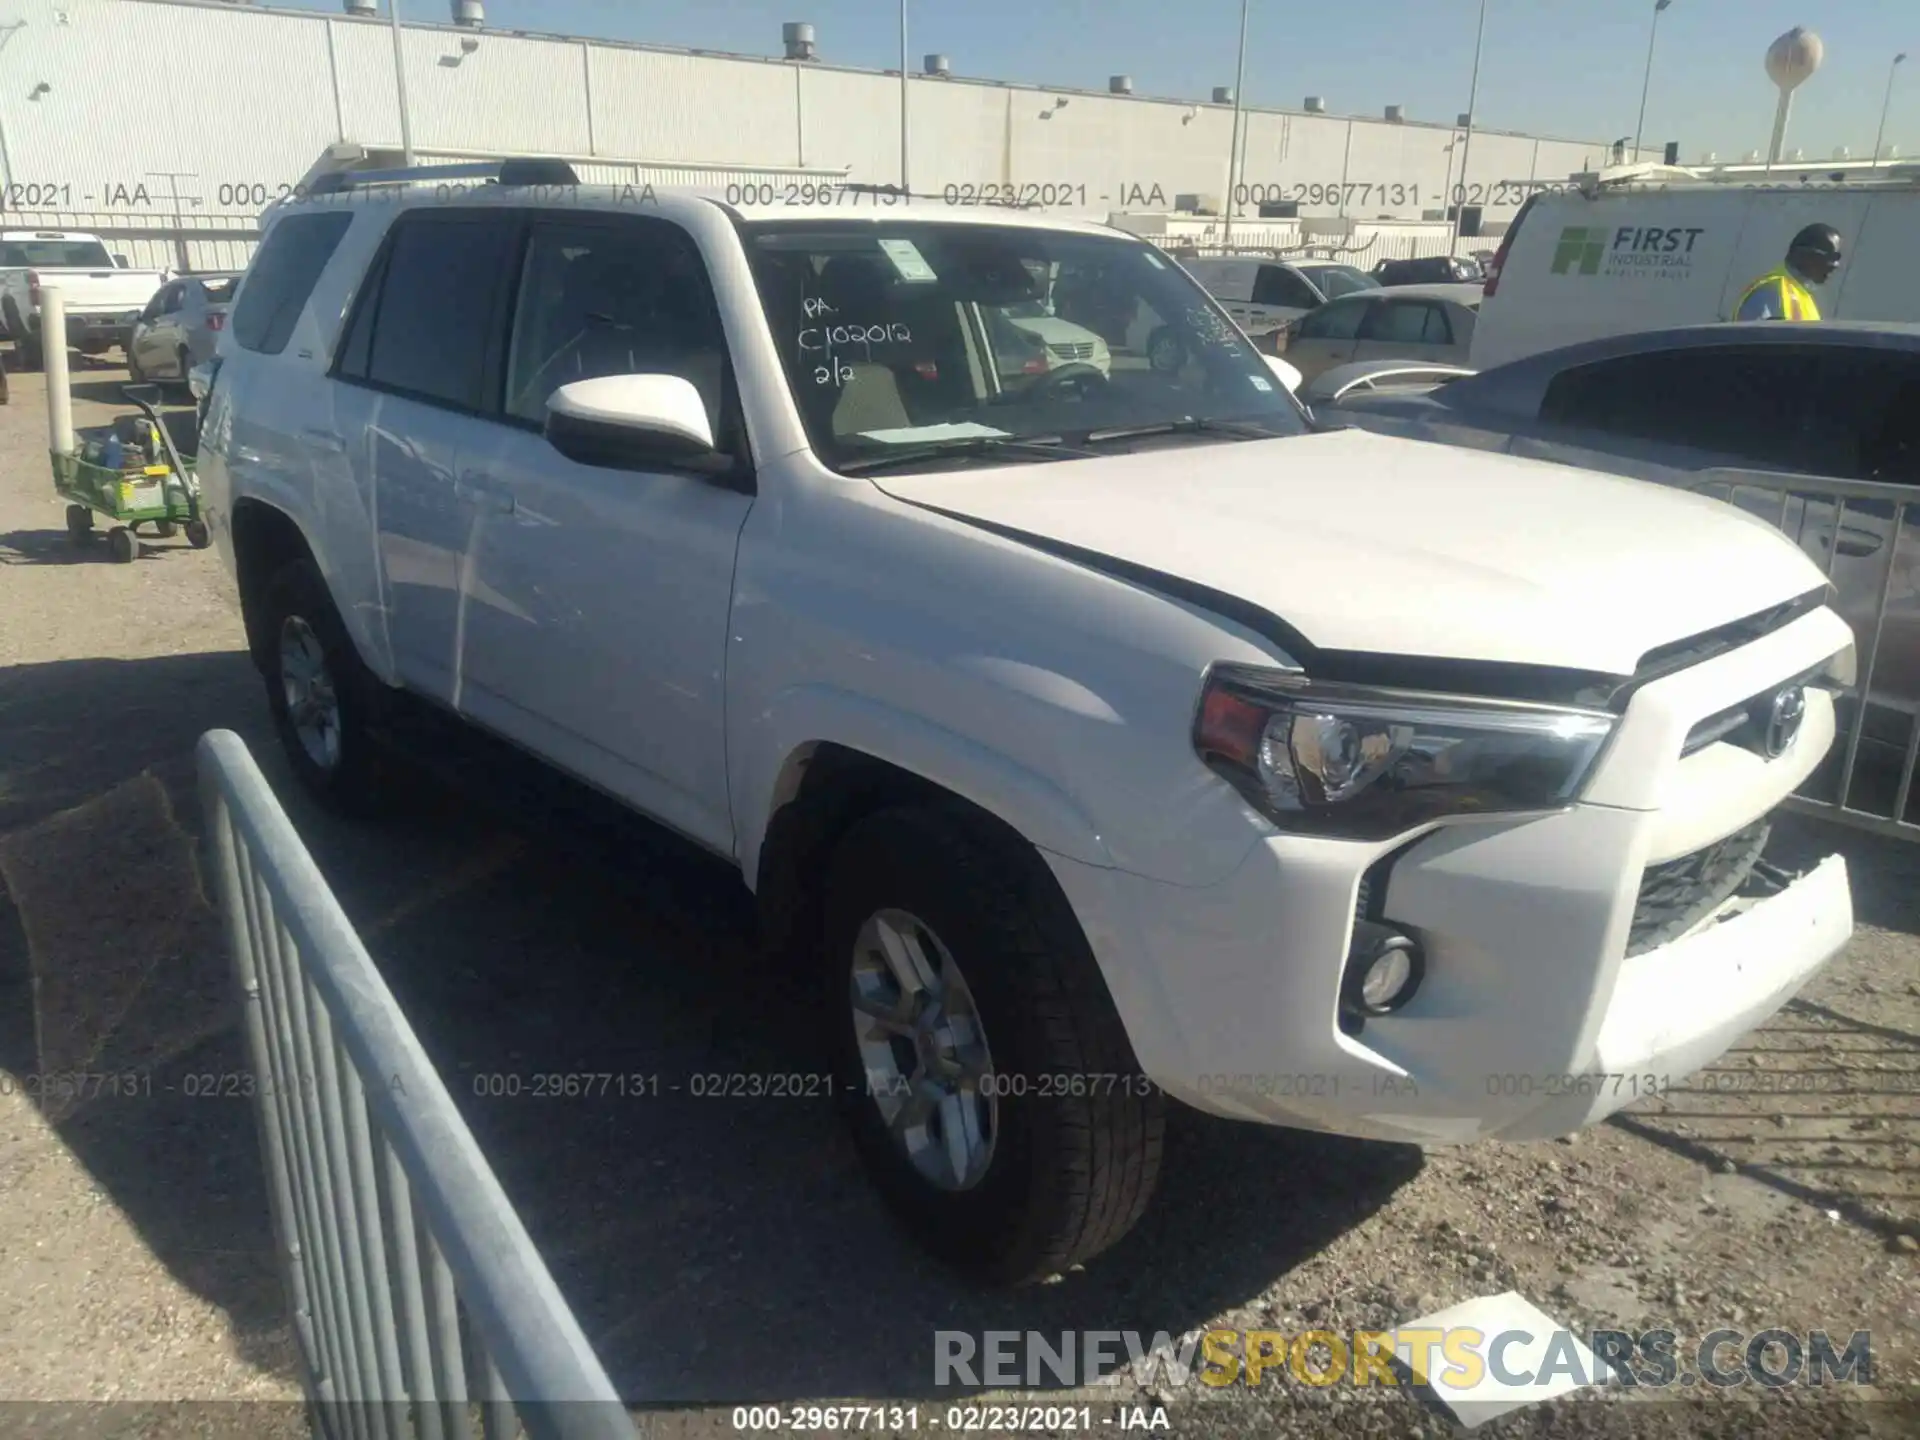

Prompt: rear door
xmin=331 ymin=207 xmax=521 ymax=705
xmin=1349 ymin=297 xmax=1457 ymax=366
xmin=1283 ymin=294 xmax=1370 ymax=379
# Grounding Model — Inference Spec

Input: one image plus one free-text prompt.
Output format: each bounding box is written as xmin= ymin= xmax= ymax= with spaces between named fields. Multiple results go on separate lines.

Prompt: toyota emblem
xmin=1765 ymin=685 xmax=1807 ymax=759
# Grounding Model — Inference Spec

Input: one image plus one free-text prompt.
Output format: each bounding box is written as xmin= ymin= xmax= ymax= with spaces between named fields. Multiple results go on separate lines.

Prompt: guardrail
xmin=196 ymin=730 xmax=641 ymax=1440
xmin=1686 ymin=469 xmax=1919 ymax=842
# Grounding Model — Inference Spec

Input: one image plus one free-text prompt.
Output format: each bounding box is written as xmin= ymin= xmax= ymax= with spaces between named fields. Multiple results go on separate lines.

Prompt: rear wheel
xmin=259 ymin=558 xmax=389 ymax=816
xmin=822 ymin=807 xmax=1165 ymax=1285
xmin=107 ymin=526 xmax=137 ymax=563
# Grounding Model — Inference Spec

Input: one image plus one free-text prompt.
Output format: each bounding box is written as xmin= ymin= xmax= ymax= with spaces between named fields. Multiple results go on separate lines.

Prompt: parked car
xmin=1372 ymin=254 xmax=1482 ymax=286
xmin=984 ymin=297 xmax=1113 ymax=383
xmin=1469 ymin=173 xmax=1920 ymax=371
xmin=1180 ymin=255 xmax=1381 ymax=339
xmin=128 ymin=272 xmax=240 ymax=386
xmin=1312 ymin=322 xmax=1920 ymax=789
xmin=201 ymin=169 xmax=1856 ymax=1285
xmin=0 ymin=230 xmax=170 ymax=369
xmin=1276 ymin=283 xmax=1481 ymax=381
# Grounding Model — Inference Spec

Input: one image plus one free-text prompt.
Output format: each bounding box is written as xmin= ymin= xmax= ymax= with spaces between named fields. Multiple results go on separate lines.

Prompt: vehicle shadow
xmin=0 ymin=650 xmax=1425 ymax=1405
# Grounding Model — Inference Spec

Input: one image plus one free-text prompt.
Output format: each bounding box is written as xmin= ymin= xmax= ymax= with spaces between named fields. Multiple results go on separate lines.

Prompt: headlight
xmin=1193 ymin=664 xmax=1618 ymax=840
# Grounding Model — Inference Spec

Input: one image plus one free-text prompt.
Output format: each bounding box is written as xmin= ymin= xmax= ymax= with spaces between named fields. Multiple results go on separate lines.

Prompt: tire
xmin=184 ymin=518 xmax=210 ymax=549
xmin=822 ymin=807 xmax=1165 ymax=1285
xmin=258 ymin=557 xmax=389 ymax=816
xmin=107 ymin=527 xmax=137 ymax=564
xmin=154 ymin=519 xmax=177 ymax=538
xmin=65 ymin=504 xmax=93 ymax=542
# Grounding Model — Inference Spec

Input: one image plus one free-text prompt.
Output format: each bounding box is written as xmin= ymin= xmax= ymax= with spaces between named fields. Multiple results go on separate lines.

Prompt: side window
xmin=158 ymin=284 xmax=183 ymax=315
xmin=139 ymin=289 xmax=167 ymax=323
xmin=231 ymin=210 xmax=355 ymax=356
xmin=360 ymin=211 xmax=518 ymax=411
xmin=1540 ymin=347 xmax=1819 ymax=465
xmin=1423 ymin=305 xmax=1456 ymax=344
xmin=1252 ymin=265 xmax=1321 ymax=309
xmin=1360 ymin=301 xmax=1436 ymax=345
xmin=1297 ymin=298 xmax=1368 ymax=341
xmin=1802 ymin=350 xmax=1920 ymax=483
xmin=502 ymin=216 xmax=731 ymax=434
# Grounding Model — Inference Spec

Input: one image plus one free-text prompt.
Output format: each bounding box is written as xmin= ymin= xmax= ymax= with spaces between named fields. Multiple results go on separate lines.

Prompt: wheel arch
xmin=745 ymin=708 xmax=1114 ymax=978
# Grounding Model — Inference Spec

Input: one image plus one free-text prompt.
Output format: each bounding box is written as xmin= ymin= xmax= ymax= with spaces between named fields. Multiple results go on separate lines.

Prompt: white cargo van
xmin=1471 ymin=164 xmax=1920 ymax=370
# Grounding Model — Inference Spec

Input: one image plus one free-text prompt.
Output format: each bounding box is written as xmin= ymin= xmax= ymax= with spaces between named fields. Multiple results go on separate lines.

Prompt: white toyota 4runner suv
xmin=198 ymin=165 xmax=1858 ymax=1285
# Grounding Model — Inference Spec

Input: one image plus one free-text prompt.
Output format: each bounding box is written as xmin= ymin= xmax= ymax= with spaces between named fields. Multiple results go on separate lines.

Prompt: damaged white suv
xmin=198 ymin=164 xmax=1856 ymax=1285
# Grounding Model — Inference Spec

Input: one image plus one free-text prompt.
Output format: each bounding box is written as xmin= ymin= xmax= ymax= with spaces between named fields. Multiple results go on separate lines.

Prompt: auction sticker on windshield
xmin=878 ymin=237 xmax=939 ymax=282
xmin=858 ymin=422 xmax=1013 ymax=444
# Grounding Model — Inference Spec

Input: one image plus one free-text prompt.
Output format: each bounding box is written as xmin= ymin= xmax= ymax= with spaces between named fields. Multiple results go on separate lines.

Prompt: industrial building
xmin=0 ymin=0 xmax=1654 ymax=271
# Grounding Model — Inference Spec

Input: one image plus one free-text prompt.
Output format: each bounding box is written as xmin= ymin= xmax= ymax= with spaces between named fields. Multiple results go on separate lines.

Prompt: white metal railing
xmin=1685 ymin=469 xmax=1920 ymax=842
xmin=198 ymin=730 xmax=641 ymax=1439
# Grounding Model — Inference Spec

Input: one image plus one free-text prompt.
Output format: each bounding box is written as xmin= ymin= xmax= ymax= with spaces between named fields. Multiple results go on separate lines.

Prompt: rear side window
xmin=232 ymin=211 xmax=354 ymax=356
xmin=1252 ymin=265 xmax=1321 ymax=309
xmin=1362 ymin=301 xmax=1449 ymax=344
xmin=1297 ymin=298 xmax=1369 ymax=341
xmin=1539 ymin=345 xmax=1820 ymax=465
xmin=356 ymin=211 xmax=518 ymax=410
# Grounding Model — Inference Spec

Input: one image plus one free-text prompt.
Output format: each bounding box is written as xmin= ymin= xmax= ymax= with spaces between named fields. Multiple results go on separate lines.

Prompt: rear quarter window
xmin=231 ymin=211 xmax=356 ymax=356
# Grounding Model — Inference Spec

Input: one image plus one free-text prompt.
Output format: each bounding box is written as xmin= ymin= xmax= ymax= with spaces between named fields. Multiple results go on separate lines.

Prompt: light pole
xmin=1449 ymin=0 xmax=1488 ymax=253
xmin=390 ymin=0 xmax=415 ymax=164
xmin=1222 ymin=0 xmax=1250 ymax=244
xmin=1633 ymin=0 xmax=1672 ymax=160
xmin=898 ymin=0 xmax=910 ymax=191
xmin=1874 ymin=52 xmax=1908 ymax=165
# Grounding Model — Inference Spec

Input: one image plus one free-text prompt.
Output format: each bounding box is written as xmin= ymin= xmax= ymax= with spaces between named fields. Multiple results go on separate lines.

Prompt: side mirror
xmin=545 ymin=374 xmax=715 ymax=469
xmin=1264 ymin=354 xmax=1303 ymax=395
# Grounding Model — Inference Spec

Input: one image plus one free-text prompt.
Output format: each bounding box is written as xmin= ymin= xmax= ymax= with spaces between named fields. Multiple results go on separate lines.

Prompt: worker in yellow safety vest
xmin=1732 ymin=224 xmax=1843 ymax=321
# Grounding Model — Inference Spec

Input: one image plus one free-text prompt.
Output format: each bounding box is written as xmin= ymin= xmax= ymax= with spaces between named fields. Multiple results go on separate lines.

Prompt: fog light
xmin=1343 ymin=920 xmax=1424 ymax=1017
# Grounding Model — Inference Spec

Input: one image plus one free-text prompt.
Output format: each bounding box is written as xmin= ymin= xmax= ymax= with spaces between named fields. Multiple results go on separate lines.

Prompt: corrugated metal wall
xmin=0 ymin=0 xmax=1630 ymax=239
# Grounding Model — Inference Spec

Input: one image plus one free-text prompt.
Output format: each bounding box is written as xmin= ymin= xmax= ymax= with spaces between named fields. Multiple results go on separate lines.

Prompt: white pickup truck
xmin=0 ymin=230 xmax=168 ymax=369
xmin=199 ymin=175 xmax=1858 ymax=1285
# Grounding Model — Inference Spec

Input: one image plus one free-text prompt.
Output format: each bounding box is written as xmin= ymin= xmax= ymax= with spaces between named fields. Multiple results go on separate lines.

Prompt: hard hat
xmin=1787 ymin=223 xmax=1843 ymax=261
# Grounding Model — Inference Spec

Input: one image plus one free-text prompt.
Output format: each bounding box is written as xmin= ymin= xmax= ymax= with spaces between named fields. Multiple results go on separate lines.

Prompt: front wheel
xmin=822 ymin=807 xmax=1165 ymax=1285
xmin=258 ymin=558 xmax=390 ymax=816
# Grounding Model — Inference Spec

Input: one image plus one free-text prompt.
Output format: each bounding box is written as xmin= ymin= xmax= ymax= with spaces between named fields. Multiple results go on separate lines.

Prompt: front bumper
xmin=1045 ymin=605 xmax=1859 ymax=1146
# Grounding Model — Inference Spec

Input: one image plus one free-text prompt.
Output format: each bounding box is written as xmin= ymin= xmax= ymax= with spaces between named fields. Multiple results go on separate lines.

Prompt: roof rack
xmin=305 ymin=157 xmax=582 ymax=194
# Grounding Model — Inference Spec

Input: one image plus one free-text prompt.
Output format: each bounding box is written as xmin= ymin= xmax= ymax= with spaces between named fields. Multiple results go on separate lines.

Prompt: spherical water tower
xmin=1764 ymin=27 xmax=1823 ymax=166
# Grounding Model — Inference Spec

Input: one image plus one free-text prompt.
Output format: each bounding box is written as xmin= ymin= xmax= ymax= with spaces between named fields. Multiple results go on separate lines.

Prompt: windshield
xmin=1301 ymin=265 xmax=1378 ymax=299
xmin=740 ymin=220 xmax=1311 ymax=472
xmin=0 ymin=239 xmax=113 ymax=268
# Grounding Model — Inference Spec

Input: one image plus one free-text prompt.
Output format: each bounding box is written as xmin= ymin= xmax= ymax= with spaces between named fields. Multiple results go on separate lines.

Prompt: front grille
xmin=1048 ymin=342 xmax=1095 ymax=361
xmin=1626 ymin=815 xmax=1772 ymax=957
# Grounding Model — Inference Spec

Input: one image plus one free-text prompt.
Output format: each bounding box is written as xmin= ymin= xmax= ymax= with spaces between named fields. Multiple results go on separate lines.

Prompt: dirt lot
xmin=0 ymin=359 xmax=1916 ymax=1439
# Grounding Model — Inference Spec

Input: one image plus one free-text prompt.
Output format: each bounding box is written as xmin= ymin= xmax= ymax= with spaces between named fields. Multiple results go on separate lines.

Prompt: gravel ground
xmin=0 ymin=358 xmax=1914 ymax=1438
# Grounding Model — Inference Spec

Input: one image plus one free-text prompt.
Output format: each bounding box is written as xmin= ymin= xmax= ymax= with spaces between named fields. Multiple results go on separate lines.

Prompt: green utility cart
xmin=52 ymin=384 xmax=208 ymax=563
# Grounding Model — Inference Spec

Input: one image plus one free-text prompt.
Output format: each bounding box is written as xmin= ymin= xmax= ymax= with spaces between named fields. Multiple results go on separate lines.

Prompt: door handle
xmin=300 ymin=428 xmax=346 ymax=455
xmin=454 ymin=474 xmax=515 ymax=514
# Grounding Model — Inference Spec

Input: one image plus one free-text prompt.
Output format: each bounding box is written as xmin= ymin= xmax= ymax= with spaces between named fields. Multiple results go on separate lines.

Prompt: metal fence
xmin=196 ymin=729 xmax=642 ymax=1440
xmin=1686 ymin=469 xmax=1920 ymax=842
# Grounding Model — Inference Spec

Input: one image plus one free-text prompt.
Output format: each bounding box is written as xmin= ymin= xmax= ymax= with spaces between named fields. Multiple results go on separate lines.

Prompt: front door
xmin=455 ymin=212 xmax=755 ymax=853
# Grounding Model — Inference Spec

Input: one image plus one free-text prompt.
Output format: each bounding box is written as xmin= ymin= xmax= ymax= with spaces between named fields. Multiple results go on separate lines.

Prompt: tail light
xmin=206 ymin=312 xmax=225 ymax=331
xmin=1480 ymin=194 xmax=1539 ymax=300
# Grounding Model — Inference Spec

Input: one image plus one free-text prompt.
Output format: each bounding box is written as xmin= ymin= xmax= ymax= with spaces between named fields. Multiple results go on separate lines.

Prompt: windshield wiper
xmin=1077 ymin=416 xmax=1293 ymax=446
xmin=838 ymin=435 xmax=1091 ymax=475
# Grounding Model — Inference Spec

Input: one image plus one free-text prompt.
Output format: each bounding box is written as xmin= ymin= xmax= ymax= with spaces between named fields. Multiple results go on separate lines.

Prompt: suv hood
xmin=869 ymin=427 xmax=1827 ymax=677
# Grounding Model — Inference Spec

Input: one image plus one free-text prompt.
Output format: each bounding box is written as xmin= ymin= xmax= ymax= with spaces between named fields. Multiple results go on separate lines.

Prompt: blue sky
xmin=270 ymin=1 xmax=1917 ymax=158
